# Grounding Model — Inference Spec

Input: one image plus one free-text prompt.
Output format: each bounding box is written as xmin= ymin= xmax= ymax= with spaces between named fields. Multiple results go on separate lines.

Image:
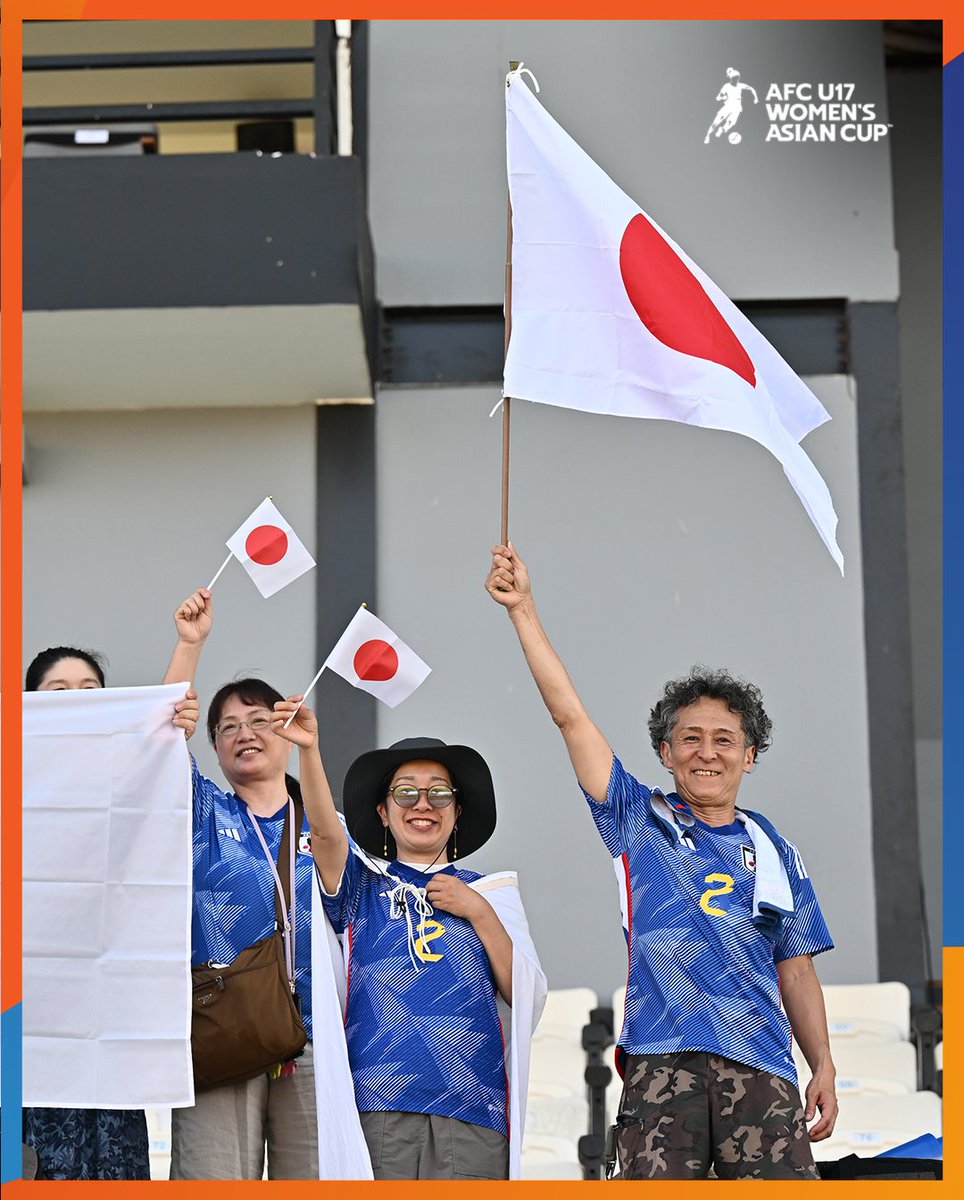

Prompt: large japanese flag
xmin=504 ymin=71 xmax=843 ymax=573
xmin=226 ymin=497 xmax=316 ymax=598
xmin=324 ymin=606 xmax=431 ymax=708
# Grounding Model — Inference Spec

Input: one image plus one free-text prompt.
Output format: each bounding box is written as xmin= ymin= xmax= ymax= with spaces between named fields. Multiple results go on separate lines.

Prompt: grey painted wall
xmin=369 ymin=20 xmax=899 ymax=306
xmin=374 ymin=380 xmax=875 ymax=997
xmin=22 ymin=407 xmax=318 ymax=786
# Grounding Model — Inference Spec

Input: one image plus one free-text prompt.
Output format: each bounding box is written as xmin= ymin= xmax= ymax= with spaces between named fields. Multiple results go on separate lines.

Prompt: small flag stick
xmin=282 ymin=661 xmax=328 ymax=728
xmin=207 ymin=552 xmax=233 ymax=590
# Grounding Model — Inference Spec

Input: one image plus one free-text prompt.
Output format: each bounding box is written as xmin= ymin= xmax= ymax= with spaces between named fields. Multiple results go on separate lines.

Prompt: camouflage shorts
xmin=615 ymin=1051 xmax=820 ymax=1180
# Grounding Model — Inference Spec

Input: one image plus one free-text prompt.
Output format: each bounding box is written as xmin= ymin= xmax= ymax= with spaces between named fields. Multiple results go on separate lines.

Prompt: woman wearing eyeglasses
xmin=162 ymin=588 xmax=331 ymax=1180
xmin=303 ymin=734 xmax=547 ymax=1180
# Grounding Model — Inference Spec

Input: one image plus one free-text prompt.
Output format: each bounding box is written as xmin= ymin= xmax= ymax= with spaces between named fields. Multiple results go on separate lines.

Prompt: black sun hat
xmin=343 ymin=737 xmax=497 ymax=860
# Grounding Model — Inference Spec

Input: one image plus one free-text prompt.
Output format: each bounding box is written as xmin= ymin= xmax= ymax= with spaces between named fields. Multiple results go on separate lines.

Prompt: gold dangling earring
xmin=383 ymin=825 xmax=388 ymax=858
xmin=452 ymin=824 xmax=458 ymax=861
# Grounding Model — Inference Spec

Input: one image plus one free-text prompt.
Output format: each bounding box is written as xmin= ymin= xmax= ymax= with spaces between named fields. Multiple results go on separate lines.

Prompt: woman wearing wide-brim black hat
xmin=343 ymin=737 xmax=497 ymax=863
xmin=301 ymin=734 xmax=546 ymax=1181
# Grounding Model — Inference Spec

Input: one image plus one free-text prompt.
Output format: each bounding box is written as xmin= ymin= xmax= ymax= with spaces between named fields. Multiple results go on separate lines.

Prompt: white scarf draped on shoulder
xmin=308 ymin=847 xmax=547 ymax=1179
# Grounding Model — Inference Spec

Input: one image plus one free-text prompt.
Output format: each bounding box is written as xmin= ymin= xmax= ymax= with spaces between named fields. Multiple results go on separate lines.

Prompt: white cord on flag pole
xmin=207 ymin=552 xmax=233 ymax=590
xmin=489 ymin=395 xmax=507 ymax=418
xmin=282 ymin=661 xmax=328 ymax=728
xmin=506 ymin=62 xmax=540 ymax=92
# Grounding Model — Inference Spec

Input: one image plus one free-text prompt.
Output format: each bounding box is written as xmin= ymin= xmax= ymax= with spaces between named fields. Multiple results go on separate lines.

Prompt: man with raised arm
xmin=486 ymin=542 xmax=836 ymax=1180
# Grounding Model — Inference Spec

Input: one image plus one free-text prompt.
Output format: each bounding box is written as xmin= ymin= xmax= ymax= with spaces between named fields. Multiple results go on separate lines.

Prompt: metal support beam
xmin=849 ymin=300 xmax=928 ymax=1003
xmin=314 ymin=404 xmax=378 ymax=806
xmin=23 ymin=47 xmax=315 ymax=70
xmin=24 ymin=99 xmax=315 ymax=125
xmin=312 ymin=20 xmax=336 ymax=156
xmin=378 ymin=300 xmax=848 ymax=386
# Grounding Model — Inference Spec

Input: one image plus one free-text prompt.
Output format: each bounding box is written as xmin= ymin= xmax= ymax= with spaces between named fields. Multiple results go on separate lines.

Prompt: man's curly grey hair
xmin=647 ymin=665 xmax=773 ymax=761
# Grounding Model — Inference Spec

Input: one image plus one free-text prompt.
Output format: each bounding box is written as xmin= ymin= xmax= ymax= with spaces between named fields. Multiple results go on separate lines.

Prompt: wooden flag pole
xmin=501 ymin=203 xmax=512 ymax=545
xmin=501 ymin=60 xmax=520 ymax=546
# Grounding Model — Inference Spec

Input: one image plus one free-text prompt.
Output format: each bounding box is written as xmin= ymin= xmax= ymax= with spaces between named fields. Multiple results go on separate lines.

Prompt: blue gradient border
xmin=945 ymin=51 xmax=960 ymax=945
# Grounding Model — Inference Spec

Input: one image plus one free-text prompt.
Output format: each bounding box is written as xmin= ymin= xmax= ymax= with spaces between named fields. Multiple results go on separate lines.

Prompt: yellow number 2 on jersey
xmin=699 ymin=872 xmax=735 ymax=916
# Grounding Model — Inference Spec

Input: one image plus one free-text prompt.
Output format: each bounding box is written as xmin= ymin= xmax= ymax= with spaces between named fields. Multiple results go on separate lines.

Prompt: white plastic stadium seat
xmin=793 ymin=1039 xmax=917 ymax=1096
xmin=539 ymin=986 xmax=599 ymax=1031
xmin=525 ymin=1078 xmax=592 ymax=1142
xmin=521 ymin=1132 xmax=584 ymax=1179
xmin=529 ymin=989 xmax=597 ymax=1090
xmin=809 ymin=1090 xmax=942 ymax=1162
xmin=530 ymin=1021 xmax=594 ymax=1088
xmin=527 ymin=988 xmax=598 ymax=1144
xmin=820 ymin=981 xmax=911 ymax=1043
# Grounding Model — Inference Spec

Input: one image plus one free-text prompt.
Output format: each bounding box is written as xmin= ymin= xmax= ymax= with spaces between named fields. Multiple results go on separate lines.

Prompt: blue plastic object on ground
xmin=877 ymin=1133 xmax=942 ymax=1159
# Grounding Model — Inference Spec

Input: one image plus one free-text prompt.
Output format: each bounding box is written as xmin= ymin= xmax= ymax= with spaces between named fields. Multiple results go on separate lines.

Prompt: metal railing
xmin=22 ymin=21 xmax=341 ymax=155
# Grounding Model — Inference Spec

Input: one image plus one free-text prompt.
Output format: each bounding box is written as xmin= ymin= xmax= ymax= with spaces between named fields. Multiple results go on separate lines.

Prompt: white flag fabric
xmin=226 ymin=497 xmax=316 ymax=598
xmin=324 ymin=606 xmax=431 ymax=708
xmin=504 ymin=70 xmax=843 ymax=573
xmin=23 ymin=684 xmax=194 ymax=1108
xmin=309 ymin=873 xmax=375 ymax=1178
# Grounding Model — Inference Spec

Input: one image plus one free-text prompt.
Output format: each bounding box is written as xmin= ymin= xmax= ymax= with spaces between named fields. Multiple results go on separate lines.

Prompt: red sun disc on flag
xmin=245 ymin=524 xmax=288 ymax=565
xmin=354 ymin=639 xmax=399 ymax=681
xmin=619 ymin=213 xmax=756 ymax=388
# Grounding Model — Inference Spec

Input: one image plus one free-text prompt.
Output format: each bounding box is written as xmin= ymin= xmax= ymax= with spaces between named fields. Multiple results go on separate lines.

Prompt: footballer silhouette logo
xmin=705 ymin=68 xmax=758 ymax=145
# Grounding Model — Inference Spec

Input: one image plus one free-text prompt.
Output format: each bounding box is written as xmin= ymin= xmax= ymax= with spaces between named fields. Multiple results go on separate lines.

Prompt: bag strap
xmin=277 ymin=792 xmax=306 ymax=979
xmin=246 ymin=794 xmax=305 ymax=991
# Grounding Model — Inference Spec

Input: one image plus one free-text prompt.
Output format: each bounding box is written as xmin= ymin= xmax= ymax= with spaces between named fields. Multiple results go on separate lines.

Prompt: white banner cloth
xmin=23 ymin=684 xmax=194 ymax=1108
xmin=504 ymin=70 xmax=843 ymax=572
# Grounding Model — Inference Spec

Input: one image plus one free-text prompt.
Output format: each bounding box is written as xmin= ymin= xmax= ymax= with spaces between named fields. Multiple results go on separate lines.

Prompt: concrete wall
xmin=22 ymin=407 xmax=318 ymax=786
xmin=374 ymin=379 xmax=875 ymax=996
xmin=369 ymin=20 xmax=899 ymax=306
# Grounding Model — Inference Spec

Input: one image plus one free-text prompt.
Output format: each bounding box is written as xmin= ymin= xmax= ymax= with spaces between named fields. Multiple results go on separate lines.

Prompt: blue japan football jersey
xmin=190 ymin=758 xmax=316 ymax=1037
xmin=322 ymin=851 xmax=508 ymax=1134
xmin=589 ymin=756 xmax=832 ymax=1082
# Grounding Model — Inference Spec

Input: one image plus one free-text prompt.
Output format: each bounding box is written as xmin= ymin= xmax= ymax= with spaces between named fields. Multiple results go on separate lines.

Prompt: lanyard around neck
xmin=247 ymin=798 xmax=297 ymax=988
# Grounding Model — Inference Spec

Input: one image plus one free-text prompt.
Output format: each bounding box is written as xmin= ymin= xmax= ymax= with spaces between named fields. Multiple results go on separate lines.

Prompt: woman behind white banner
xmin=163 ymin=588 xmax=331 ymax=1180
xmin=22 ymin=646 xmax=199 ymax=1181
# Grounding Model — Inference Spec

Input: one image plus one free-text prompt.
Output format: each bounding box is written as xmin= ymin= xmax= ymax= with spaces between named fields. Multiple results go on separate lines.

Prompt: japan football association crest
xmin=298 ymin=830 xmax=312 ymax=854
xmin=741 ymin=845 xmax=756 ymax=873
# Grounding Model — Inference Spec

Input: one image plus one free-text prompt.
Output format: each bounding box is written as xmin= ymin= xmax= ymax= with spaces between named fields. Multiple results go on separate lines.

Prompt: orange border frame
xmin=1 ymin=3 xmax=956 ymax=1193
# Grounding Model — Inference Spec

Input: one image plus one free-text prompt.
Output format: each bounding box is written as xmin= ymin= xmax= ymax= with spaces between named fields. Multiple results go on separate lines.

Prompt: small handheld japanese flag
xmin=325 ymin=606 xmax=430 ymax=708
xmin=225 ymin=498 xmax=315 ymax=598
